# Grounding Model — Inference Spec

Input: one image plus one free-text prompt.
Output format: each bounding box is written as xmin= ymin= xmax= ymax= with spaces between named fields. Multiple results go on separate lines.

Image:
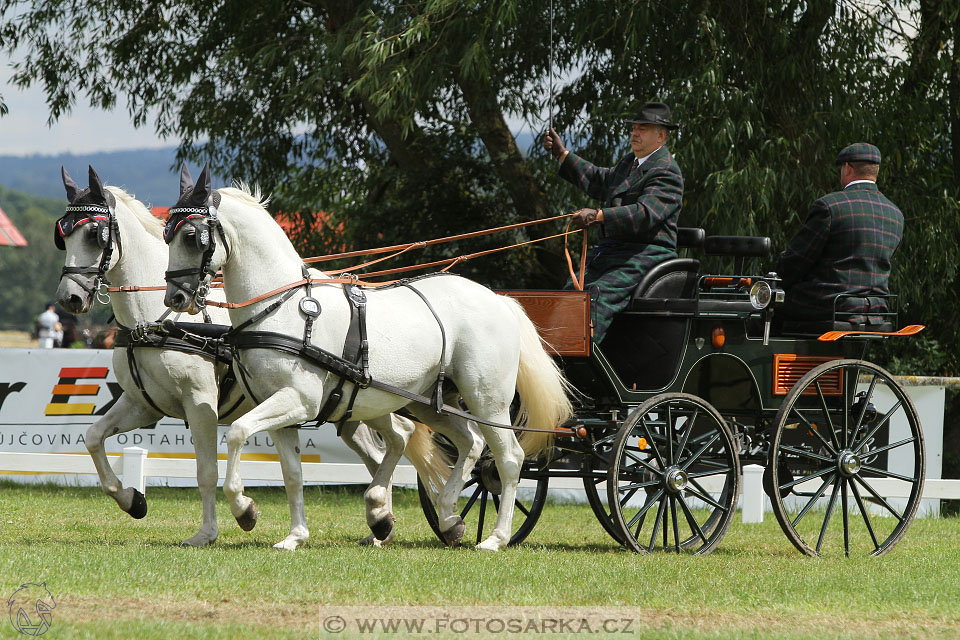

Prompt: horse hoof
xmin=370 ymin=515 xmax=395 ymax=542
xmin=236 ymin=502 xmax=259 ymax=531
xmin=127 ymin=489 xmax=148 ymax=519
xmin=441 ymin=517 xmax=466 ymax=547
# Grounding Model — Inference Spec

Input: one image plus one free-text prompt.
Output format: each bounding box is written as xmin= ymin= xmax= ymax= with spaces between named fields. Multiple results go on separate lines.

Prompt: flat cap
xmin=835 ymin=142 xmax=881 ymax=165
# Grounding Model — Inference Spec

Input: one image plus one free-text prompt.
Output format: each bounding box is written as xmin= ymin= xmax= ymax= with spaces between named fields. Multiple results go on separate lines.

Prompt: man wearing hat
xmin=775 ymin=142 xmax=903 ymax=326
xmin=543 ymin=101 xmax=684 ymax=342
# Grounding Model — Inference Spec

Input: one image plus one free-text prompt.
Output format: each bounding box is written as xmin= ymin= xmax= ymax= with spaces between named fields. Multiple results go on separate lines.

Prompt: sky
xmin=0 ymin=66 xmax=171 ymax=156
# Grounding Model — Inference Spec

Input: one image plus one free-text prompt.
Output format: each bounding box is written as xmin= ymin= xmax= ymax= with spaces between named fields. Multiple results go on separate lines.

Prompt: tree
xmin=3 ymin=0 xmax=959 ymax=373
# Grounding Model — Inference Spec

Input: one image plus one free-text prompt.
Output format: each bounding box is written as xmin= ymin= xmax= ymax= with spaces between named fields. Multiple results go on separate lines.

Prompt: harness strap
xmin=123 ymin=338 xmax=166 ymax=416
xmin=314 ymin=283 xmax=367 ymax=427
xmin=402 ymin=283 xmax=447 ymax=413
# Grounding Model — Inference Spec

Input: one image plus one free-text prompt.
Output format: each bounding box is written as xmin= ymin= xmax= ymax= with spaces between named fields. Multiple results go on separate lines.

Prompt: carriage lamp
xmin=749 ymin=281 xmax=773 ymax=310
xmin=711 ymin=325 xmax=725 ymax=348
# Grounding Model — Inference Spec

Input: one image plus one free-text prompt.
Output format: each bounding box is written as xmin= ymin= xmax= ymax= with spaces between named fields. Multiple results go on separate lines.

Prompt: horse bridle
xmin=54 ymin=197 xmax=122 ymax=306
xmin=163 ymin=193 xmax=229 ymax=309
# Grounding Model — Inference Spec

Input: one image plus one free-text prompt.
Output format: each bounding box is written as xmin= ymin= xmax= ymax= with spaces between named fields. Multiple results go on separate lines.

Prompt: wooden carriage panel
xmin=497 ymin=290 xmax=591 ymax=357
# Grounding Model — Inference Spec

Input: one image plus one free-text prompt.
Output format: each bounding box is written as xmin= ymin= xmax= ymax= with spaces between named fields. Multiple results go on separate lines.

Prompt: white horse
xmin=55 ymin=165 xmax=446 ymax=549
xmin=163 ymin=167 xmax=574 ymax=551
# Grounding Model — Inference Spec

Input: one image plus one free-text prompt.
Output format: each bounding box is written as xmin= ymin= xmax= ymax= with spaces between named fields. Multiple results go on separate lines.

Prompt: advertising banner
xmin=0 ymin=347 xmax=361 ymax=485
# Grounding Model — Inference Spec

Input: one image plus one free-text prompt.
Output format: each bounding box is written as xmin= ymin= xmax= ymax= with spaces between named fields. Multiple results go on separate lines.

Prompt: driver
xmin=543 ymin=101 xmax=684 ymax=343
xmin=775 ymin=143 xmax=903 ymax=326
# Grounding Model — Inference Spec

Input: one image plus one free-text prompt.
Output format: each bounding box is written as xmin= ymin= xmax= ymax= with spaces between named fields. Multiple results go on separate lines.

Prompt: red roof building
xmin=0 ymin=206 xmax=28 ymax=247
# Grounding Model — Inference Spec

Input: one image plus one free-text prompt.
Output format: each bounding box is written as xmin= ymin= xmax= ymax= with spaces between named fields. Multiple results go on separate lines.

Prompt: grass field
xmin=0 ymin=481 xmax=957 ymax=639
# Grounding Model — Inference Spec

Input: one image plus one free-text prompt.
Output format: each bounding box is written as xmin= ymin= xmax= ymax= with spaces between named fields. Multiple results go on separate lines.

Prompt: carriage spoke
xmin=853 ymin=375 xmax=879 ymax=434
xmin=841 ymin=478 xmax=850 ymax=557
xmin=640 ymin=418 xmax=666 ymax=468
xmin=648 ymin=497 xmax=666 ymax=552
xmin=853 ymin=475 xmax=905 ymax=522
xmin=678 ymin=494 xmax=708 ymax=546
xmin=852 ymin=400 xmax=903 ymax=453
xmin=666 ymin=405 xmax=675 ymax=464
xmin=627 ymin=488 xmax=663 ymax=530
xmin=849 ymin=479 xmax=880 ymax=552
xmin=515 ymin=498 xmax=532 ymax=518
xmin=670 ymin=496 xmax=681 ymax=553
xmin=816 ymin=477 xmax=842 ymax=554
xmin=463 ymin=477 xmax=478 ymax=490
xmin=687 ymin=467 xmax=732 ymax=479
xmin=779 ymin=465 xmax=834 ymax=491
xmin=476 ymin=490 xmax=488 ymax=545
xmin=623 ymin=450 xmax=661 ymax=475
xmin=619 ymin=487 xmax=640 ymax=508
xmin=683 ymin=485 xmax=727 ymax=511
xmin=460 ymin=486 xmax=482 ymax=519
xmin=860 ymin=437 xmax=915 ymax=458
xmin=842 ymin=366 xmax=855 ymax=448
xmin=791 ymin=405 xmax=836 ymax=456
xmin=860 ymin=466 xmax=916 ymax=483
xmin=676 ymin=409 xmax=698 ymax=458
xmin=779 ymin=445 xmax=835 ymax=464
xmin=618 ymin=478 xmax=663 ymax=492
xmin=815 ymin=381 xmax=840 ymax=452
xmin=791 ymin=472 xmax=836 ymax=528
xmin=679 ymin=433 xmax=721 ymax=472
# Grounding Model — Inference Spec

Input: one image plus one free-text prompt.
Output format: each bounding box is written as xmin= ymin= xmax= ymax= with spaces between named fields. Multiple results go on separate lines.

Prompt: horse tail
xmin=402 ymin=418 xmax=452 ymax=504
xmin=501 ymin=296 xmax=575 ymax=459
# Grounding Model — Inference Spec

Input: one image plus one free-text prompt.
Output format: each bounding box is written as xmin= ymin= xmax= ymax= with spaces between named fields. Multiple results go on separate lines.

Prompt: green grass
xmin=0 ymin=481 xmax=957 ymax=639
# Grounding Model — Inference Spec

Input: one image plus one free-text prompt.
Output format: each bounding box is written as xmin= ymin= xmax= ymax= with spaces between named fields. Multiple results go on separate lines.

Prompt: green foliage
xmin=2 ymin=1 xmax=959 ymax=371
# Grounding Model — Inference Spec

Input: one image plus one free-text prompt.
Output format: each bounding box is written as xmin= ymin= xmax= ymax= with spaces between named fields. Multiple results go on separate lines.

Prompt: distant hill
xmin=0 ymin=148 xmax=225 ymax=207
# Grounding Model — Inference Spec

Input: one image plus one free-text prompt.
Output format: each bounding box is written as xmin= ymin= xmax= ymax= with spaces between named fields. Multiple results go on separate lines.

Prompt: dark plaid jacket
xmin=559 ymin=145 xmax=683 ymax=251
xmin=775 ymin=182 xmax=903 ymax=322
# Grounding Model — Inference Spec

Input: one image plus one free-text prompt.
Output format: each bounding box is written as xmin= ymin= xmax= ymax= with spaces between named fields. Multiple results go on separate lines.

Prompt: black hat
xmin=835 ymin=143 xmax=881 ymax=165
xmin=625 ymin=102 xmax=678 ymax=130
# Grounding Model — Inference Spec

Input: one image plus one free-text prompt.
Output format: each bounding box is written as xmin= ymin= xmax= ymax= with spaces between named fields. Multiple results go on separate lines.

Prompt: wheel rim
xmin=769 ymin=360 xmax=925 ymax=557
xmin=607 ymin=394 xmax=740 ymax=555
xmin=581 ymin=431 xmax=627 ymax=545
xmin=417 ymin=435 xmax=550 ymax=547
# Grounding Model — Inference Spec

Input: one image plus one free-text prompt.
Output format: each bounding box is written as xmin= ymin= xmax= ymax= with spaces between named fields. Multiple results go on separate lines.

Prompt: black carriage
xmin=417 ymin=229 xmax=926 ymax=557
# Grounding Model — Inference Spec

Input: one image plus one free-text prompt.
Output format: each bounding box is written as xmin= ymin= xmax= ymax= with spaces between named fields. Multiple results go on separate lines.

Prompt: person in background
xmin=36 ymin=303 xmax=60 ymax=348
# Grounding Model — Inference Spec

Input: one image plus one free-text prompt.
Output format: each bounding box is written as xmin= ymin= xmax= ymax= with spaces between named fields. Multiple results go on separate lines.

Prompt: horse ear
xmin=88 ymin=165 xmax=106 ymax=202
xmin=61 ymin=166 xmax=80 ymax=203
xmin=190 ymin=162 xmax=212 ymax=206
xmin=179 ymin=163 xmax=194 ymax=196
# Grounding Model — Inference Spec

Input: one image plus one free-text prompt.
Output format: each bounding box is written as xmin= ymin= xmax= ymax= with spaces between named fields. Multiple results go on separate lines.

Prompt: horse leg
xmin=180 ymin=402 xmax=220 ymax=547
xmin=222 ymin=388 xmax=317 ymax=541
xmin=84 ymin=393 xmax=162 ymax=518
xmin=473 ymin=419 xmax=524 ymax=552
xmin=406 ymin=404 xmax=483 ymax=547
xmin=340 ymin=420 xmax=395 ymax=545
xmin=360 ymin=414 xmax=413 ymax=545
xmin=272 ymin=426 xmax=309 ymax=550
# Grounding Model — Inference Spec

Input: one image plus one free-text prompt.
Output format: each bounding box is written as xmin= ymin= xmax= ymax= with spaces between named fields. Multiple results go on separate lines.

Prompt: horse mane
xmin=219 ymin=181 xmax=270 ymax=208
xmin=106 ymin=186 xmax=164 ymax=239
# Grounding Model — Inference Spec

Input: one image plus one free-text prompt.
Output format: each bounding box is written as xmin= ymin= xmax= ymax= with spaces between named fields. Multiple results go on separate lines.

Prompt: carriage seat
xmin=703 ymin=235 xmax=771 ymax=258
xmin=169 ymin=321 xmax=232 ymax=339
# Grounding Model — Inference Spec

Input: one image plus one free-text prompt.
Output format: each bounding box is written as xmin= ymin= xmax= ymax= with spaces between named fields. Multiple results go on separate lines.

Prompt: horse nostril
xmin=171 ymin=292 xmax=186 ymax=308
xmin=69 ymin=294 xmax=83 ymax=310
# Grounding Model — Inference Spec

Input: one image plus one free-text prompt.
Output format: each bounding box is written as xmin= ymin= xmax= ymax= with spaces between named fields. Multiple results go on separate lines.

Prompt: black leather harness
xmin=115 ymin=321 xmax=243 ymax=421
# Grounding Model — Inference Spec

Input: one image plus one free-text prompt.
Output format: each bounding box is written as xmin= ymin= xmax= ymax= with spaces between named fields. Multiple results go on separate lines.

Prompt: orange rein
xmin=107 ymin=211 xmax=592 ymax=302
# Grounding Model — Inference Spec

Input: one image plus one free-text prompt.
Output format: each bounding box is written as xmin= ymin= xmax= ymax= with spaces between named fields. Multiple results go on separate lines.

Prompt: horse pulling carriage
xmin=56 ymin=165 xmax=926 ymax=557
xmin=418 ymin=229 xmax=927 ymax=557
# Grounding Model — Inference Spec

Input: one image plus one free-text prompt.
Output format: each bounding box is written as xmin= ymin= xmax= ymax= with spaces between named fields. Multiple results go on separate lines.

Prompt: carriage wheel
xmin=580 ymin=431 xmax=626 ymax=545
xmin=607 ymin=393 xmax=740 ymax=554
xmin=768 ymin=359 xmax=925 ymax=557
xmin=417 ymin=434 xmax=550 ymax=547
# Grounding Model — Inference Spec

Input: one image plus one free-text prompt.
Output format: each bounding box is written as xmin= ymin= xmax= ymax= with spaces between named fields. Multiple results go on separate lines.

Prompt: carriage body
xmin=427 ymin=229 xmax=926 ymax=557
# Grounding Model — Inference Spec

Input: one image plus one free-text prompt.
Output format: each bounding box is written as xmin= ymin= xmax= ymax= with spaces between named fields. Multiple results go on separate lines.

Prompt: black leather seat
xmin=631 ymin=258 xmax=700 ymax=303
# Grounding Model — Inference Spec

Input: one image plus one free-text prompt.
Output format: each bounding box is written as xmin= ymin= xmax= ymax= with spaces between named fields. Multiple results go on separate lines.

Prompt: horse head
xmin=163 ymin=163 xmax=226 ymax=313
xmin=54 ymin=165 xmax=121 ymax=313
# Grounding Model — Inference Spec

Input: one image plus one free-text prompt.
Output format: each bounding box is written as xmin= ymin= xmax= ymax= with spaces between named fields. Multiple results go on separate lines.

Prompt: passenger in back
xmin=775 ymin=143 xmax=903 ymax=328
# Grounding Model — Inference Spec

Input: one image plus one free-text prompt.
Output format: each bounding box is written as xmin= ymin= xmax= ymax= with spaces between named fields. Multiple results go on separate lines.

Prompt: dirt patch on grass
xmin=55 ymin=597 xmax=960 ymax=638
